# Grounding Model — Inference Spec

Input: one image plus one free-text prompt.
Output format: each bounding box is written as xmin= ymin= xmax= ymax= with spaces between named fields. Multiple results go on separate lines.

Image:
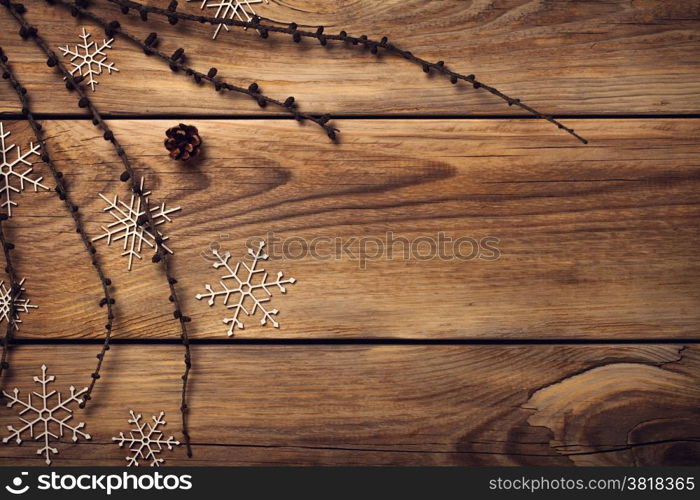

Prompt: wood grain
xmin=0 ymin=118 xmax=697 ymax=340
xmin=0 ymin=344 xmax=697 ymax=466
xmin=0 ymin=0 xmax=699 ymax=117
xmin=1 ymin=0 xmax=698 ymax=470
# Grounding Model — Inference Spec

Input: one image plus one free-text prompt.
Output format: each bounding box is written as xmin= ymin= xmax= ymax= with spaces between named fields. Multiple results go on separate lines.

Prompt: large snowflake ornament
xmin=0 ymin=122 xmax=48 ymax=217
xmin=59 ymin=28 xmax=119 ymax=92
xmin=2 ymin=365 xmax=90 ymax=465
xmin=112 ymin=410 xmax=180 ymax=467
xmin=92 ymin=178 xmax=181 ymax=271
xmin=196 ymin=240 xmax=296 ymax=336
xmin=0 ymin=278 xmax=38 ymax=329
xmin=190 ymin=0 xmax=269 ymax=39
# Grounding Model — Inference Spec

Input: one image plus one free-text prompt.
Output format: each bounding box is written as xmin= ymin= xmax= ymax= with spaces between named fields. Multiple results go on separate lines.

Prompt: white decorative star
xmin=2 ymin=365 xmax=91 ymax=465
xmin=190 ymin=0 xmax=269 ymax=39
xmin=59 ymin=28 xmax=119 ymax=91
xmin=112 ymin=410 xmax=180 ymax=467
xmin=196 ymin=240 xmax=296 ymax=336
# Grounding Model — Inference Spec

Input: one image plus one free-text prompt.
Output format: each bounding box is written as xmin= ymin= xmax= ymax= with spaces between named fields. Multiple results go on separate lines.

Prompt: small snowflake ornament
xmin=59 ymin=28 xmax=119 ymax=91
xmin=0 ymin=122 xmax=48 ymax=217
xmin=196 ymin=240 xmax=296 ymax=336
xmin=0 ymin=278 xmax=38 ymax=328
xmin=190 ymin=0 xmax=269 ymax=39
xmin=112 ymin=410 xmax=180 ymax=467
xmin=2 ymin=365 xmax=91 ymax=465
xmin=92 ymin=178 xmax=181 ymax=271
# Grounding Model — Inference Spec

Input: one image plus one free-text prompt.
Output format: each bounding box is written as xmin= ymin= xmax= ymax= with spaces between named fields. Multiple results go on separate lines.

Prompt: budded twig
xmin=107 ymin=0 xmax=587 ymax=144
xmin=2 ymin=0 xmax=194 ymax=458
xmin=0 ymin=46 xmax=116 ymax=400
xmin=57 ymin=0 xmax=339 ymax=140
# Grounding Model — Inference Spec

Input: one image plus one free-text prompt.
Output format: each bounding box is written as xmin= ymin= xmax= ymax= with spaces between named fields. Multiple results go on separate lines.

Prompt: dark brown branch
xmin=106 ymin=0 xmax=587 ymax=144
xmin=2 ymin=0 xmax=193 ymax=457
xmin=0 ymin=46 xmax=116 ymax=397
xmin=0 ymin=212 xmax=20 ymax=384
xmin=54 ymin=0 xmax=338 ymax=140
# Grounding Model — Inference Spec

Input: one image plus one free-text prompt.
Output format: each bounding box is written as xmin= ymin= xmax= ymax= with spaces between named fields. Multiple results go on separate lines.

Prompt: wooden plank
xmin=0 ymin=118 xmax=698 ymax=340
xmin=0 ymin=0 xmax=699 ymax=116
xmin=0 ymin=344 xmax=697 ymax=466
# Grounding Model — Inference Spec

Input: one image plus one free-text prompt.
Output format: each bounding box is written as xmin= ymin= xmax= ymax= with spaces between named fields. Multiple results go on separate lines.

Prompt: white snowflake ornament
xmin=92 ymin=178 xmax=181 ymax=271
xmin=0 ymin=122 xmax=48 ymax=217
xmin=0 ymin=278 xmax=38 ymax=329
xmin=112 ymin=410 xmax=180 ymax=467
xmin=196 ymin=240 xmax=296 ymax=336
xmin=59 ymin=28 xmax=119 ymax=92
xmin=190 ymin=0 xmax=269 ymax=39
xmin=2 ymin=365 xmax=91 ymax=465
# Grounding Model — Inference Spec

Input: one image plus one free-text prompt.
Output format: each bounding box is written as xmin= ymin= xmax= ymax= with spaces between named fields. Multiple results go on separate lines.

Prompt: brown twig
xmin=55 ymin=0 xmax=339 ymax=140
xmin=2 ymin=0 xmax=193 ymax=457
xmin=0 ymin=212 xmax=21 ymax=385
xmin=0 ymin=46 xmax=116 ymax=398
xmin=106 ymin=0 xmax=588 ymax=144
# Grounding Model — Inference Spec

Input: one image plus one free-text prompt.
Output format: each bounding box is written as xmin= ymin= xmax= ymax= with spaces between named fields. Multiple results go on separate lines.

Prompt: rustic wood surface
xmin=0 ymin=345 xmax=698 ymax=466
xmin=0 ymin=0 xmax=698 ymax=467
xmin=0 ymin=0 xmax=699 ymax=116
xmin=0 ymin=119 xmax=698 ymax=340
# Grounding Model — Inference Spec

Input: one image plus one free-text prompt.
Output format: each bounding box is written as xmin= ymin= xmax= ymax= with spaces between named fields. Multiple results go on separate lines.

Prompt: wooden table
xmin=0 ymin=0 xmax=698 ymax=466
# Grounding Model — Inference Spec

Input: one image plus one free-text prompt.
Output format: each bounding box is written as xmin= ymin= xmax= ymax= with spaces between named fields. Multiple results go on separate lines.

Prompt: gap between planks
xmin=3 ymin=113 xmax=700 ymax=121
xmin=5 ymin=338 xmax=700 ymax=346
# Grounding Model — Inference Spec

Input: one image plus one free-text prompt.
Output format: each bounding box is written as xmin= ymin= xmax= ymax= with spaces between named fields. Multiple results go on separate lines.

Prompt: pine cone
xmin=164 ymin=123 xmax=202 ymax=161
